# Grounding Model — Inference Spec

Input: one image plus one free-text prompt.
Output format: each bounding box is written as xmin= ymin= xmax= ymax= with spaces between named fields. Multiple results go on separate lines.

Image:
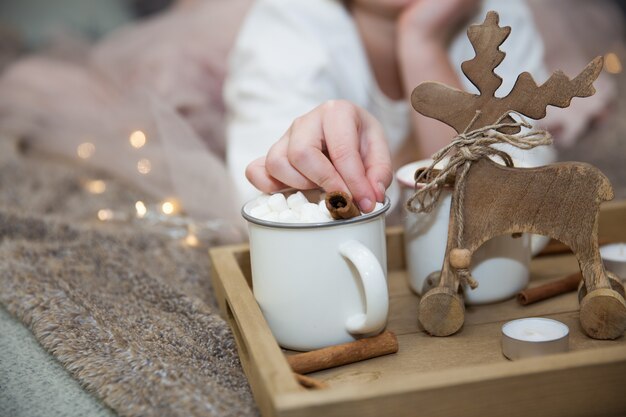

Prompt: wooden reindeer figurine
xmin=410 ymin=11 xmax=626 ymax=340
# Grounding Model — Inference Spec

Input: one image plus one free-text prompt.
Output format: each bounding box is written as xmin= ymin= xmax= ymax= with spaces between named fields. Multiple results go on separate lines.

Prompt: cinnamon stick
xmin=325 ymin=191 xmax=360 ymax=220
xmin=293 ymin=373 xmax=328 ymax=390
xmin=517 ymin=272 xmax=582 ymax=305
xmin=286 ymin=330 xmax=399 ymax=374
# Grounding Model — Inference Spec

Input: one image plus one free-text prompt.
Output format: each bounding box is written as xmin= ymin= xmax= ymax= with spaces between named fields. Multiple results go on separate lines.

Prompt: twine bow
xmin=406 ymin=110 xmax=552 ymax=289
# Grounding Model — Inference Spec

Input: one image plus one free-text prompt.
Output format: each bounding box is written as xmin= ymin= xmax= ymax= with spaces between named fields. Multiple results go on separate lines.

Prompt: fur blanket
xmin=0 ymin=139 xmax=258 ymax=417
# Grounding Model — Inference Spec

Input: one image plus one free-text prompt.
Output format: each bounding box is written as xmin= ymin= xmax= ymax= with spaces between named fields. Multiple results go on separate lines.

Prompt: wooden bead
xmin=449 ymin=248 xmax=471 ymax=269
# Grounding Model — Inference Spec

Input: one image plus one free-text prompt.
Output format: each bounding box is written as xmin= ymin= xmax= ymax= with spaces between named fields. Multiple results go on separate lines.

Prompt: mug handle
xmin=339 ymin=240 xmax=389 ymax=334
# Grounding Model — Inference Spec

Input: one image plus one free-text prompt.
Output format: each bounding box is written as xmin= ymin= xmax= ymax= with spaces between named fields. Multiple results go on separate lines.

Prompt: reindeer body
xmin=460 ymin=159 xmax=613 ymax=255
xmin=420 ymin=158 xmax=626 ymax=340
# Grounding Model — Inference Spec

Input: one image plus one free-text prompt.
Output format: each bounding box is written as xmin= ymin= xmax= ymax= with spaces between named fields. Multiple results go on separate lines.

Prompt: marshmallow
xmin=259 ymin=211 xmax=279 ymax=222
xmin=248 ymin=191 xmax=377 ymax=223
xmin=267 ymin=193 xmax=288 ymax=212
xmin=300 ymin=202 xmax=319 ymax=216
xmin=254 ymin=194 xmax=270 ymax=207
xmin=287 ymin=191 xmax=308 ymax=212
xmin=311 ymin=211 xmax=330 ymax=223
xmin=278 ymin=209 xmax=299 ymax=223
xmin=250 ymin=203 xmax=271 ymax=219
xmin=298 ymin=203 xmax=321 ymax=223
xmin=318 ymin=200 xmax=332 ymax=220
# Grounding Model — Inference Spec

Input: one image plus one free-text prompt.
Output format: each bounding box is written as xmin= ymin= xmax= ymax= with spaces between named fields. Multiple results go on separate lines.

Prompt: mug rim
xmin=242 ymin=196 xmax=391 ymax=229
xmin=396 ymin=156 xmax=530 ymax=189
xmin=396 ymin=158 xmax=452 ymax=190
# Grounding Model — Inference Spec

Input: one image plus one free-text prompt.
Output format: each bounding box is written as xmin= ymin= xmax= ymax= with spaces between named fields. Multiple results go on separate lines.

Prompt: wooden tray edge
xmin=210 ymin=245 xmax=300 ymax=417
xmin=274 ymin=345 xmax=626 ymax=417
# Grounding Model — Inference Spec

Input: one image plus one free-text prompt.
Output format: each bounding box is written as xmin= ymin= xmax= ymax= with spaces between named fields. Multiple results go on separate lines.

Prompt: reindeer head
xmin=411 ymin=11 xmax=603 ymax=135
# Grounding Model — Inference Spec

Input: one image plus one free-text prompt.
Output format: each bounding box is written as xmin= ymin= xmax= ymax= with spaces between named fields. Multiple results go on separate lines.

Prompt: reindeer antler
xmin=411 ymin=11 xmax=603 ymax=135
xmin=461 ymin=11 xmax=510 ymax=98
xmin=503 ymin=57 xmax=603 ymax=120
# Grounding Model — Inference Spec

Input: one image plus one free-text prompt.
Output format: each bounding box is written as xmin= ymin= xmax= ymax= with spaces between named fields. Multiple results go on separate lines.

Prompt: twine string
xmin=406 ymin=110 xmax=552 ymax=289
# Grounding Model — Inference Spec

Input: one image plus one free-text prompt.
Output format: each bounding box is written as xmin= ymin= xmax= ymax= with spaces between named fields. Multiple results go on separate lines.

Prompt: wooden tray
xmin=209 ymin=200 xmax=626 ymax=417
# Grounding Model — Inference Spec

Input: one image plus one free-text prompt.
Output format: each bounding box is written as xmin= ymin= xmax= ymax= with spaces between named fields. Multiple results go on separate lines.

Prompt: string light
xmin=161 ymin=198 xmax=181 ymax=216
xmin=135 ymin=201 xmax=147 ymax=218
xmin=90 ymin=199 xmax=234 ymax=246
xmin=129 ymin=130 xmax=147 ymax=149
xmin=161 ymin=201 xmax=174 ymax=215
xmin=84 ymin=180 xmax=106 ymax=194
xmin=604 ymin=52 xmax=622 ymax=74
xmin=73 ymin=128 xmax=232 ymax=244
xmin=77 ymin=142 xmax=95 ymax=159
xmin=97 ymin=209 xmax=114 ymax=221
xmin=73 ymin=131 xmax=235 ymax=245
xmin=137 ymin=158 xmax=152 ymax=174
xmin=184 ymin=233 xmax=200 ymax=247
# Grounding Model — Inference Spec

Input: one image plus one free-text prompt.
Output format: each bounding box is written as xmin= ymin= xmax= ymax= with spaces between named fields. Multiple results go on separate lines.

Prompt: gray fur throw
xmin=0 ymin=139 xmax=258 ymax=417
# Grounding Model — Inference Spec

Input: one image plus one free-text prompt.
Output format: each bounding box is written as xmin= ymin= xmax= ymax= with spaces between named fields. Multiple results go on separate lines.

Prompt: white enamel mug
xmin=397 ymin=159 xmax=532 ymax=305
xmin=242 ymin=191 xmax=390 ymax=351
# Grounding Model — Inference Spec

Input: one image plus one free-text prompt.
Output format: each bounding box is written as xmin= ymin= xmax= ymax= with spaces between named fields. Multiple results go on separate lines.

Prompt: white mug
xmin=397 ymin=159 xmax=532 ymax=305
xmin=242 ymin=191 xmax=390 ymax=351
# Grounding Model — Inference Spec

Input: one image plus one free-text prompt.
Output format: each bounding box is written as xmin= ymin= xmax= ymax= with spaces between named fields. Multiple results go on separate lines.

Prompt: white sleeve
xmin=223 ymin=0 xmax=339 ymax=206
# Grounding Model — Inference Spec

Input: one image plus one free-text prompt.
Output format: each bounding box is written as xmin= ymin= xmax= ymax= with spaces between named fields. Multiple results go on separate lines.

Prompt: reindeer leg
xmin=418 ymin=257 xmax=465 ymax=336
xmin=418 ymin=173 xmax=477 ymax=336
xmin=418 ymin=196 xmax=467 ymax=337
xmin=574 ymin=242 xmax=626 ymax=339
xmin=578 ymin=271 xmax=626 ymax=302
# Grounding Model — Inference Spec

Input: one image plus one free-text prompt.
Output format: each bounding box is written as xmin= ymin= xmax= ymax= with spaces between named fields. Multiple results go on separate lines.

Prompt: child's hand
xmin=397 ymin=0 xmax=480 ymax=45
xmin=245 ymin=100 xmax=392 ymax=213
xmin=393 ymin=0 xmax=479 ymax=157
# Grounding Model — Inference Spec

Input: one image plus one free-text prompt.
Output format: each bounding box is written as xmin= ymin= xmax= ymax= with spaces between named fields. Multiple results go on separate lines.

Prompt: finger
xmin=285 ymin=109 xmax=351 ymax=195
xmin=321 ymin=101 xmax=378 ymax=212
xmin=265 ymin=134 xmax=319 ymax=190
xmin=360 ymin=113 xmax=393 ymax=202
xmin=245 ymin=156 xmax=289 ymax=193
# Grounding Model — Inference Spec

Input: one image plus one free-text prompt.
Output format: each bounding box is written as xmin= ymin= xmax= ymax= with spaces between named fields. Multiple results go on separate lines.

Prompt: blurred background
xmin=0 ymin=0 xmax=624 ymax=231
xmin=0 ymin=0 xmax=174 ymax=67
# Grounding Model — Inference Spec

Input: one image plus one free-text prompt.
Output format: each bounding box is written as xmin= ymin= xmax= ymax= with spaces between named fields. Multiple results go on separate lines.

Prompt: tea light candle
xmin=501 ymin=318 xmax=569 ymax=360
xmin=600 ymin=243 xmax=626 ymax=281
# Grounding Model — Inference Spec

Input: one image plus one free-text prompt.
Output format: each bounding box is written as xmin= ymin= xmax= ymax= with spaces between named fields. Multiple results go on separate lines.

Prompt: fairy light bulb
xmin=137 ymin=158 xmax=152 ymax=174
xmin=161 ymin=202 xmax=174 ymax=215
xmin=184 ymin=233 xmax=200 ymax=247
xmin=129 ymin=130 xmax=147 ymax=149
xmin=97 ymin=209 xmax=113 ymax=221
xmin=85 ymin=180 xmax=106 ymax=194
xmin=135 ymin=201 xmax=147 ymax=218
xmin=77 ymin=142 xmax=95 ymax=159
xmin=161 ymin=199 xmax=180 ymax=216
xmin=604 ymin=52 xmax=622 ymax=74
